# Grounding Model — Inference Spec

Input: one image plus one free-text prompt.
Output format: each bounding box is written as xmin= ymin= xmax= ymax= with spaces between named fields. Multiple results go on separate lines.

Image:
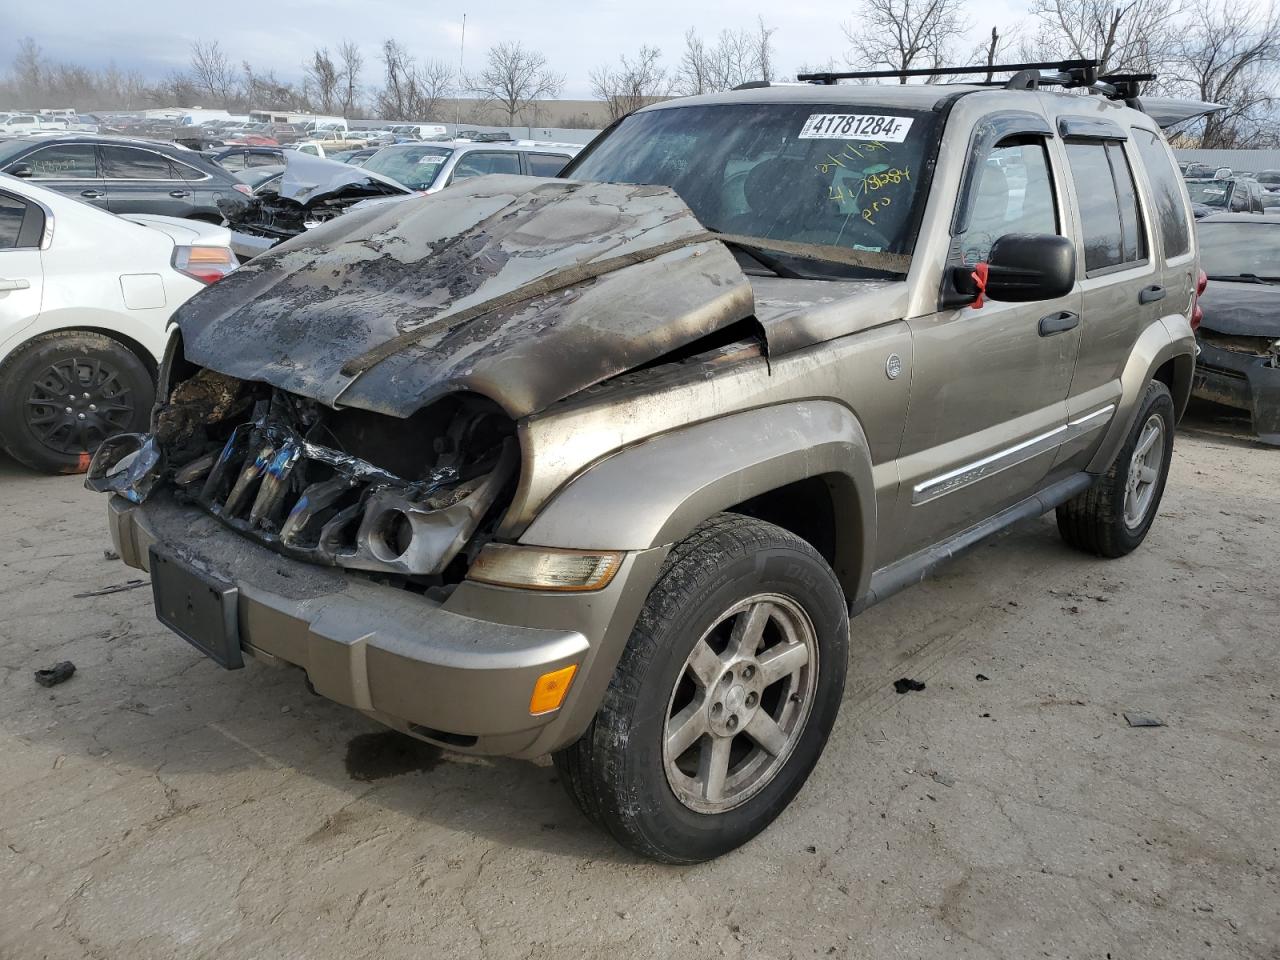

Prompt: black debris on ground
xmin=102 ymin=548 xmax=120 ymax=561
xmin=1124 ymin=712 xmax=1166 ymax=728
xmin=893 ymin=678 xmax=926 ymax=694
xmin=975 ymin=673 xmax=989 ymax=681
xmin=34 ymin=661 xmax=76 ymax=688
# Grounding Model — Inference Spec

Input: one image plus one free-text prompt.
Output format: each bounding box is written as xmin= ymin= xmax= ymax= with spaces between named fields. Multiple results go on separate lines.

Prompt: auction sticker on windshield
xmin=799 ymin=114 xmax=914 ymax=142
xmin=418 ymin=155 xmax=448 ymax=164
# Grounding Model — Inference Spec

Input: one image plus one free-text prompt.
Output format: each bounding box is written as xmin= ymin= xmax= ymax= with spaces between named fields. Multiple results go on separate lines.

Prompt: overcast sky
xmin=7 ymin=0 xmax=1030 ymax=99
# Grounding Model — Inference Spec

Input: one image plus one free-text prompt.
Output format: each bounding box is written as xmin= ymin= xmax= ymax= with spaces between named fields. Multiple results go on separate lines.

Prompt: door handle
xmin=169 ymin=190 xmax=192 ymax=198
xmin=80 ymin=189 xmax=104 ymax=199
xmin=1038 ymin=310 xmax=1080 ymax=336
xmin=1139 ymin=284 xmax=1166 ymax=305
xmin=0 ymin=278 xmax=31 ymax=291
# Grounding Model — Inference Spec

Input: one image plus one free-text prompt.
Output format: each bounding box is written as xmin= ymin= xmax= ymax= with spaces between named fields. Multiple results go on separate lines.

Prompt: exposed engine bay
xmin=88 ymin=365 xmax=517 ymax=586
xmin=221 ymin=150 xmax=411 ymax=249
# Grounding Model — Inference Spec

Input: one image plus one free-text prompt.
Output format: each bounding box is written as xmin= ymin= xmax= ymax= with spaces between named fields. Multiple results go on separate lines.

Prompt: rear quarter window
xmin=1131 ymin=129 xmax=1191 ymax=258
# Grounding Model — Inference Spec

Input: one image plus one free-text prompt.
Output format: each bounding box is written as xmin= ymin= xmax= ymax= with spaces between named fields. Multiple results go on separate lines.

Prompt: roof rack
xmin=795 ymin=59 xmax=1156 ymax=101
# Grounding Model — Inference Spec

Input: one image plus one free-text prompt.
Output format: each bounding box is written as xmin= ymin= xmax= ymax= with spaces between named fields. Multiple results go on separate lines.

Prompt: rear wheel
xmin=554 ymin=514 xmax=848 ymax=863
xmin=1057 ymin=379 xmax=1175 ymax=557
xmin=0 ymin=332 xmax=153 ymax=474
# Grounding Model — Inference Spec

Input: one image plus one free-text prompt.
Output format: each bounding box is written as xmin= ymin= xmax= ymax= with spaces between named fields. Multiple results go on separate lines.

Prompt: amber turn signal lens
xmin=467 ymin=544 xmax=622 ymax=592
xmin=530 ymin=664 xmax=578 ymax=716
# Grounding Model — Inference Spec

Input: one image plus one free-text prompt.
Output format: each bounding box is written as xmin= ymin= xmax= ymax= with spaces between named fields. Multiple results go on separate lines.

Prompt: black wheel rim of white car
xmin=663 ymin=592 xmax=819 ymax=814
xmin=24 ymin=356 xmax=136 ymax=456
xmin=1123 ymin=413 xmax=1165 ymax=529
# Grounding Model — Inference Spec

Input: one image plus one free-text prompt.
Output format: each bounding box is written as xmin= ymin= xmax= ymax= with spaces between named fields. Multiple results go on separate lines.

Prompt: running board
xmin=850 ymin=471 xmax=1095 ymax=615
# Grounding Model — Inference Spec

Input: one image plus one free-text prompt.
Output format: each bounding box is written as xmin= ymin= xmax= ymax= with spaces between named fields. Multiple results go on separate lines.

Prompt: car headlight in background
xmin=467 ymin=544 xmax=622 ymax=592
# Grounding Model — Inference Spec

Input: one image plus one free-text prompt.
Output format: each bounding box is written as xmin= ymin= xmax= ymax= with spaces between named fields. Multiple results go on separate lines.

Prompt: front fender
xmin=520 ymin=399 xmax=877 ymax=601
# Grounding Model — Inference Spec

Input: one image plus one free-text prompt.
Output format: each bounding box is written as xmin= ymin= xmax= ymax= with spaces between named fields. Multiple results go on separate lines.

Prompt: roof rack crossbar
xmin=797 ymin=59 xmax=1099 ymax=85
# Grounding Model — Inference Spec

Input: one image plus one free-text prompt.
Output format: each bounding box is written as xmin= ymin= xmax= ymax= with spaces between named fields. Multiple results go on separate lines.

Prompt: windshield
xmin=1187 ymin=180 xmax=1231 ymax=207
xmin=1197 ymin=221 xmax=1280 ymax=278
xmin=360 ymin=145 xmax=452 ymax=190
xmin=566 ymin=102 xmax=938 ymax=274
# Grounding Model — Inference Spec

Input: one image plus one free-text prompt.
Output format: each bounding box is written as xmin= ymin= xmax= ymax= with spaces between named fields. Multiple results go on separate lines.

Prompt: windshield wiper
xmin=1207 ymin=273 xmax=1269 ymax=283
xmin=706 ymin=229 xmax=912 ymax=276
xmin=715 ymin=237 xmax=804 ymax=278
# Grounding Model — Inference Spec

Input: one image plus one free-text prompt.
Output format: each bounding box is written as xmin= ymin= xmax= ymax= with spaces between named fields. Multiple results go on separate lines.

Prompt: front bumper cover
xmin=1192 ymin=339 xmax=1280 ymax=444
xmin=108 ymin=492 xmax=603 ymax=756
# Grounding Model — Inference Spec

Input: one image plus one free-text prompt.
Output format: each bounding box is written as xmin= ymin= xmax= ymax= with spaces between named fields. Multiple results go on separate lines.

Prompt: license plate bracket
xmin=149 ymin=546 xmax=244 ymax=669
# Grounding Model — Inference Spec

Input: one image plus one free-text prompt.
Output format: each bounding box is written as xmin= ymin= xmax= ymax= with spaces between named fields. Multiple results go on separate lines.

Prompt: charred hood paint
xmin=177 ymin=175 xmax=756 ymax=418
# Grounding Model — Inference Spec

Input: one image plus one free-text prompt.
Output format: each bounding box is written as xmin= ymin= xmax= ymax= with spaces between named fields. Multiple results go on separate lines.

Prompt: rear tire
xmin=1057 ymin=379 xmax=1174 ymax=557
xmin=553 ymin=514 xmax=849 ymax=863
xmin=0 ymin=332 xmax=154 ymax=474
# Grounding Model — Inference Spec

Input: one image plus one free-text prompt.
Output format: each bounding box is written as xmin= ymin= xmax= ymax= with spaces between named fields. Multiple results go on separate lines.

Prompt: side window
xmin=526 ymin=153 xmax=570 ymax=177
xmin=1107 ymin=141 xmax=1145 ymax=264
xmin=0 ymin=193 xmax=27 ymax=248
xmin=247 ymin=152 xmax=280 ymax=168
xmin=102 ymin=146 xmax=177 ymax=180
xmin=20 ymin=144 xmax=97 ymax=180
xmin=0 ymin=191 xmax=45 ymax=249
xmin=957 ymin=138 xmax=1058 ymax=264
xmin=219 ymin=152 xmax=247 ymax=172
xmin=1065 ymin=140 xmax=1147 ymax=273
xmin=452 ymin=151 xmax=522 ymax=181
xmin=1130 ymin=128 xmax=1191 ymax=258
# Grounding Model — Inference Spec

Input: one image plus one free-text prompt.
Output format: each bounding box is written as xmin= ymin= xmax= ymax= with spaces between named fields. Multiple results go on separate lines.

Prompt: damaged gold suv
xmin=88 ymin=60 xmax=1201 ymax=862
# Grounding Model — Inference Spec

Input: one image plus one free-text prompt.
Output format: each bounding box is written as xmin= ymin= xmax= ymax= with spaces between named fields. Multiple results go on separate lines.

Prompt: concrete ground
xmin=1 ymin=412 xmax=1276 ymax=960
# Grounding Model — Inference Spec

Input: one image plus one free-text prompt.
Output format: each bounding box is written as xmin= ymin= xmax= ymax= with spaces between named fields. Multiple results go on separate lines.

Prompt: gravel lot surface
xmin=1 ymin=414 xmax=1277 ymax=960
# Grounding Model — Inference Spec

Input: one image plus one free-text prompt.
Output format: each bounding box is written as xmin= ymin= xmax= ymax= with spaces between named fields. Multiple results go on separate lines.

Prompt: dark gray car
xmin=0 ymin=135 xmax=251 ymax=222
xmin=1192 ymin=214 xmax=1280 ymax=442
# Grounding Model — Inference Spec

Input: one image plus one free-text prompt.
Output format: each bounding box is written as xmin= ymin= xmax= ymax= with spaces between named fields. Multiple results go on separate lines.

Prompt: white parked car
xmin=1 ymin=114 xmax=50 ymax=135
xmin=0 ymin=174 xmax=237 ymax=473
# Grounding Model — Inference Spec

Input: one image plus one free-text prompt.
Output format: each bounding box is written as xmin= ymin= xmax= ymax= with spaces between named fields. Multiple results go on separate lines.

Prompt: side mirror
xmin=945 ymin=233 xmax=1076 ymax=306
xmin=7 ymin=162 xmax=33 ymax=179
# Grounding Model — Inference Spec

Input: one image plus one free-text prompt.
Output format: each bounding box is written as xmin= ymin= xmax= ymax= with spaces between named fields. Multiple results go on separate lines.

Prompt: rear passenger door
xmin=101 ymin=144 xmax=195 ymax=218
xmin=0 ymin=189 xmax=46 ymax=345
xmin=1053 ymin=123 xmax=1163 ymax=468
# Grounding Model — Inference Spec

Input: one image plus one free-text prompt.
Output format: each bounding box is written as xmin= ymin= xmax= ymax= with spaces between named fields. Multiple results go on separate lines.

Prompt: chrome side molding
xmin=913 ymin=404 xmax=1115 ymax=505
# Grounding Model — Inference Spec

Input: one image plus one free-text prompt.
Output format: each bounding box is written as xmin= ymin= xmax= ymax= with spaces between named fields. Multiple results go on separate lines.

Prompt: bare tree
xmin=1027 ymin=0 xmax=1181 ymax=74
xmin=377 ymin=39 xmax=453 ymax=121
xmin=842 ymin=0 xmax=969 ymax=81
xmin=305 ymin=48 xmax=341 ymax=114
xmin=1168 ymin=2 xmax=1280 ymax=146
xmin=241 ymin=62 xmax=307 ymax=110
xmin=590 ymin=46 xmax=672 ymax=121
xmin=338 ymin=40 xmax=363 ymax=116
xmin=677 ymin=26 xmax=773 ymax=94
xmin=189 ymin=40 xmax=236 ymax=105
xmin=13 ymin=37 xmax=44 ymax=103
xmin=470 ymin=41 xmax=563 ymax=125
xmin=754 ymin=16 xmax=777 ymax=82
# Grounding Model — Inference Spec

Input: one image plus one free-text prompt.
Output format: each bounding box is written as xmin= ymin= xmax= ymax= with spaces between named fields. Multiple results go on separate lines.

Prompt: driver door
xmin=887 ymin=130 xmax=1083 ymax=560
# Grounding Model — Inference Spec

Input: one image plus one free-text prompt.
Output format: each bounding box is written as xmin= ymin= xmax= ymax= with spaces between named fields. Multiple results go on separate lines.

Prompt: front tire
xmin=0 ymin=332 xmax=154 ymax=474
xmin=1057 ymin=379 xmax=1175 ymax=557
xmin=554 ymin=514 xmax=849 ymax=863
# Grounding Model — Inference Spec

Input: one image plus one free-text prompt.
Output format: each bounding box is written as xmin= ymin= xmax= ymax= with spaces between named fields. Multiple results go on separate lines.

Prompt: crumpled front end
xmin=88 ymin=362 xmax=519 ymax=581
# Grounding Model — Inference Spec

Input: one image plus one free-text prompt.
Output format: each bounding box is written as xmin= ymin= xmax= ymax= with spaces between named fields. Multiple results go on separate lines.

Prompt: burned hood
xmin=1199 ymin=281 xmax=1280 ymax=338
xmin=180 ymin=174 xmax=754 ymax=418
